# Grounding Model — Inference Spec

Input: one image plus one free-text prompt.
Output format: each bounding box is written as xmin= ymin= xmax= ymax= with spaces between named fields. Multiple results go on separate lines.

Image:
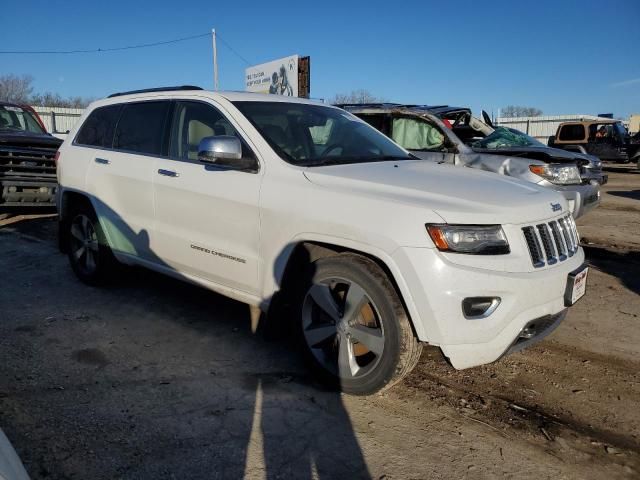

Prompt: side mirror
xmin=197 ymin=136 xmax=257 ymax=172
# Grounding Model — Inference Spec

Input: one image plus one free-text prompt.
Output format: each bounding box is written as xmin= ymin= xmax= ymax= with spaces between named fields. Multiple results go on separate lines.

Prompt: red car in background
xmin=0 ymin=101 xmax=61 ymax=207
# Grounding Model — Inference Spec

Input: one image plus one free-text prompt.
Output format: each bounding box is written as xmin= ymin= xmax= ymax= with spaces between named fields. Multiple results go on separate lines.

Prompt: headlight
xmin=426 ymin=224 xmax=510 ymax=254
xmin=529 ymin=164 xmax=581 ymax=185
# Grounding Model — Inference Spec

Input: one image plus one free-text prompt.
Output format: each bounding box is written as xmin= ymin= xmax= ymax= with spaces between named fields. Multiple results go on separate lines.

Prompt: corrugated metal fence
xmin=31 ymin=106 xmax=84 ymax=135
xmin=495 ymin=114 xmax=611 ymax=144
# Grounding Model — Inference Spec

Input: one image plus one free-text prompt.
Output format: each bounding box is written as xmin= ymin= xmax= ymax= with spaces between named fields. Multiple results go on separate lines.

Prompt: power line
xmin=0 ymin=32 xmax=212 ymax=54
xmin=215 ymin=33 xmax=252 ymax=65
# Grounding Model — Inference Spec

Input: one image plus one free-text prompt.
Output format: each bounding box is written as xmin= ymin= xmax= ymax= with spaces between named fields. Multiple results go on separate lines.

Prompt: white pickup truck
xmin=56 ymin=87 xmax=588 ymax=395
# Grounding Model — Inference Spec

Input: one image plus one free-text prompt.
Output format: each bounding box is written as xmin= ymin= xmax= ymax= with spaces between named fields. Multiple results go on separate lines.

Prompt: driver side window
xmin=169 ymin=101 xmax=255 ymax=161
xmin=391 ymin=117 xmax=445 ymax=151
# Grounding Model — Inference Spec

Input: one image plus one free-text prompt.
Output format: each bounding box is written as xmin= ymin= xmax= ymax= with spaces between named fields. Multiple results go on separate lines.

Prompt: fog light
xmin=462 ymin=297 xmax=501 ymax=319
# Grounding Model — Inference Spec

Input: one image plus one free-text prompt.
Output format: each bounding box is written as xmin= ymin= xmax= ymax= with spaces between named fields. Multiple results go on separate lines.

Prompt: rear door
xmin=83 ymin=100 xmax=171 ymax=262
xmin=152 ymin=100 xmax=262 ymax=295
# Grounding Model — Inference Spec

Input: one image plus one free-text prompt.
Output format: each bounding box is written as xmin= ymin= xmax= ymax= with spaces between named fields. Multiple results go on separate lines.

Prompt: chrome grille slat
xmin=536 ymin=223 xmax=557 ymax=265
xmin=523 ymin=215 xmax=579 ymax=268
xmin=522 ymin=226 xmax=545 ymax=267
xmin=549 ymin=221 xmax=567 ymax=260
xmin=559 ymin=217 xmax=575 ymax=256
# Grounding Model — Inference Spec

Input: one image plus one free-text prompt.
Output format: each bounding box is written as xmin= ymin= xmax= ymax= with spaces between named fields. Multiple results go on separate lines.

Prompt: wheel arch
xmin=270 ymin=236 xmax=427 ymax=341
xmin=58 ymin=189 xmax=94 ymax=253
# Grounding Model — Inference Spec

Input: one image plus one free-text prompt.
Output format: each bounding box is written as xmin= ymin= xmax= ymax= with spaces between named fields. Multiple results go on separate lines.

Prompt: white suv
xmin=56 ymin=87 xmax=588 ymax=395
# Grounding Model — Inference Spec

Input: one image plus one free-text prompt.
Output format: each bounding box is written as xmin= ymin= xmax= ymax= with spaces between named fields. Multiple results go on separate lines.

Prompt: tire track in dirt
xmin=391 ymin=343 xmax=640 ymax=474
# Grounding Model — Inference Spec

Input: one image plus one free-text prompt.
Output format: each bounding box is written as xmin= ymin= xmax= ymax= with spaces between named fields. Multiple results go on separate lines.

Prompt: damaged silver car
xmin=339 ymin=104 xmax=602 ymax=219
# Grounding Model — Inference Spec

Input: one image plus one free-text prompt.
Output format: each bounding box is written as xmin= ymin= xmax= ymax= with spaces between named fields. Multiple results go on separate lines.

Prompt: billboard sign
xmin=245 ymin=55 xmax=310 ymax=98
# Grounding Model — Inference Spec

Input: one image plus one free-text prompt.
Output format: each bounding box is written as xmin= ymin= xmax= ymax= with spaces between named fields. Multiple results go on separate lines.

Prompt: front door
xmin=152 ymin=100 xmax=263 ymax=295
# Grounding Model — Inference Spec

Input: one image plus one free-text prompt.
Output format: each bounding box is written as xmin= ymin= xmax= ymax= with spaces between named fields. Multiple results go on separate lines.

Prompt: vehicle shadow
xmin=6 ymin=194 xmax=371 ymax=478
xmin=584 ymin=245 xmax=640 ymax=295
xmin=607 ymin=190 xmax=640 ymax=201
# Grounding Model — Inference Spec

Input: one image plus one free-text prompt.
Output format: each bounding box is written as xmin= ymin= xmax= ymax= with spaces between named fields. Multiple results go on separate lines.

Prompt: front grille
xmin=0 ymin=145 xmax=58 ymax=205
xmin=522 ymin=215 xmax=579 ymax=268
xmin=0 ymin=146 xmax=57 ymax=180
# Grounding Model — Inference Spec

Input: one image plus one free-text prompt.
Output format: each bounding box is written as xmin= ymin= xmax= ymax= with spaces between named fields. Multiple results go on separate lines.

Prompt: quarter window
xmin=113 ymin=102 xmax=170 ymax=155
xmin=75 ymin=105 xmax=121 ymax=148
xmin=558 ymin=124 xmax=585 ymax=141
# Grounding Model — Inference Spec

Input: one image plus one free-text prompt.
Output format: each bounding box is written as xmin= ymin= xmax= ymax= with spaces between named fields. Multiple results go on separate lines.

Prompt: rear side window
xmin=114 ymin=101 xmax=170 ymax=155
xmin=558 ymin=124 xmax=585 ymax=141
xmin=75 ymin=105 xmax=121 ymax=148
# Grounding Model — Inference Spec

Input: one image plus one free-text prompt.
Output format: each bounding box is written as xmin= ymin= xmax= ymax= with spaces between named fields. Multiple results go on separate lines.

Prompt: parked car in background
xmin=339 ymin=104 xmax=601 ymax=219
xmin=436 ymin=107 xmax=607 ymax=187
xmin=57 ymin=87 xmax=588 ymax=395
xmin=548 ymin=119 xmax=640 ymax=164
xmin=0 ymin=101 xmax=61 ymax=207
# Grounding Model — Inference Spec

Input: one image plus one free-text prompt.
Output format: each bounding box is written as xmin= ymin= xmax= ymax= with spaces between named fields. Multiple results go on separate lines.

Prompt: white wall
xmin=31 ymin=106 xmax=84 ymax=135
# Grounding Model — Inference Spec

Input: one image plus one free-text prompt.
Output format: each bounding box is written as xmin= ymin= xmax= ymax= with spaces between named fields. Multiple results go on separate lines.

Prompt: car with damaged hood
xmin=57 ymin=88 xmax=588 ymax=395
xmin=0 ymin=101 xmax=61 ymax=208
xmin=339 ymin=104 xmax=602 ymax=219
xmin=436 ymin=107 xmax=607 ymax=187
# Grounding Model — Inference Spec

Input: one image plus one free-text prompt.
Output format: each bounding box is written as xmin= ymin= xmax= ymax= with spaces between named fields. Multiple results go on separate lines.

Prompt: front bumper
xmin=392 ymin=246 xmax=584 ymax=369
xmin=551 ymin=183 xmax=600 ymax=219
xmin=0 ymin=177 xmax=57 ymax=207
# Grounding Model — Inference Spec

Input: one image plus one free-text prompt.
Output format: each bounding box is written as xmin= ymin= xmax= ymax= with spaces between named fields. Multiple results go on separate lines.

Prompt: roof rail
xmin=107 ymin=85 xmax=203 ymax=98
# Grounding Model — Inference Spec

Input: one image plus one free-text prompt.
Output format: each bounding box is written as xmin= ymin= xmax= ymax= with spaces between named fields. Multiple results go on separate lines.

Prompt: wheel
xmin=67 ymin=205 xmax=117 ymax=285
xmin=297 ymin=253 xmax=422 ymax=395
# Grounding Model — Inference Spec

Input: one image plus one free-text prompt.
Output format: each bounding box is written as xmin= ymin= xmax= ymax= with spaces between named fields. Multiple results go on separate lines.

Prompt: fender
xmin=263 ymin=231 xmax=430 ymax=341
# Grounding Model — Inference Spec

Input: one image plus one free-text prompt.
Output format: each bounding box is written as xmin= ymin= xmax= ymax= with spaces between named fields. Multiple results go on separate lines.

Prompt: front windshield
xmin=0 ymin=105 xmax=45 ymax=134
xmin=471 ymin=126 xmax=546 ymax=149
xmin=233 ymin=101 xmax=412 ymax=166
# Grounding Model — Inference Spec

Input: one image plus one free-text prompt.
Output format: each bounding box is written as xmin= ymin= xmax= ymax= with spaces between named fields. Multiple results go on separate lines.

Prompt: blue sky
xmin=2 ymin=0 xmax=639 ymax=117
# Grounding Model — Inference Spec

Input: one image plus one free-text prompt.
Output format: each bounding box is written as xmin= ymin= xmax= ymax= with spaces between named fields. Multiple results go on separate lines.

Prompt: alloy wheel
xmin=302 ymin=277 xmax=385 ymax=380
xmin=69 ymin=214 xmax=100 ymax=276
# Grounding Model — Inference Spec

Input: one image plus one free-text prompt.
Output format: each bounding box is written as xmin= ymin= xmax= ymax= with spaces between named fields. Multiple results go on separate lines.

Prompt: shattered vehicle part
xmin=338 ymin=104 xmax=601 ymax=219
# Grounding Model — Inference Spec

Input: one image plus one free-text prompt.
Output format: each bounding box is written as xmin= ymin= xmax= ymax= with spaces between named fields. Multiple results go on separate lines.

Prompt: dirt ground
xmin=1 ymin=168 xmax=639 ymax=479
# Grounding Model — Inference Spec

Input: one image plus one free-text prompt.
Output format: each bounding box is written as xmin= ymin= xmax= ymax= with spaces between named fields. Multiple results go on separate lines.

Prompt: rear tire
xmin=66 ymin=205 xmax=118 ymax=285
xmin=296 ymin=253 xmax=422 ymax=395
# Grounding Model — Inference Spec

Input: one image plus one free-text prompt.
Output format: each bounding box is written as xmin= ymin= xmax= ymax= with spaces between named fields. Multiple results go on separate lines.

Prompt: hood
xmin=0 ymin=130 xmax=63 ymax=150
xmin=303 ymin=160 xmax=567 ymax=224
xmin=471 ymin=145 xmax=594 ymax=164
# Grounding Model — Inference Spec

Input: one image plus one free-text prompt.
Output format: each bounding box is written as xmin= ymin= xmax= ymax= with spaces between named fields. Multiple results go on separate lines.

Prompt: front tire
xmin=67 ymin=205 xmax=117 ymax=285
xmin=297 ymin=253 xmax=422 ymax=395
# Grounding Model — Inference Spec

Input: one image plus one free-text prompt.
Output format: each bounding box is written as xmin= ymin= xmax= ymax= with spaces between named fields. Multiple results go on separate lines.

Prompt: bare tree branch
xmin=501 ymin=105 xmax=543 ymax=118
xmin=0 ymin=74 xmax=34 ymax=103
xmin=330 ymin=89 xmax=385 ymax=105
xmin=0 ymin=74 xmax=93 ymax=108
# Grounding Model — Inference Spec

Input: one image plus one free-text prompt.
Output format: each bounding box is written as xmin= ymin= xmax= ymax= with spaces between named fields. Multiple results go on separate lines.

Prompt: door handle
xmin=94 ymin=157 xmax=110 ymax=165
xmin=157 ymin=169 xmax=179 ymax=177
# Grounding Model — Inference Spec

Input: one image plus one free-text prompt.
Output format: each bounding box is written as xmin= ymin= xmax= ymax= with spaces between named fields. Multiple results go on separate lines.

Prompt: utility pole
xmin=212 ymin=29 xmax=219 ymax=91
